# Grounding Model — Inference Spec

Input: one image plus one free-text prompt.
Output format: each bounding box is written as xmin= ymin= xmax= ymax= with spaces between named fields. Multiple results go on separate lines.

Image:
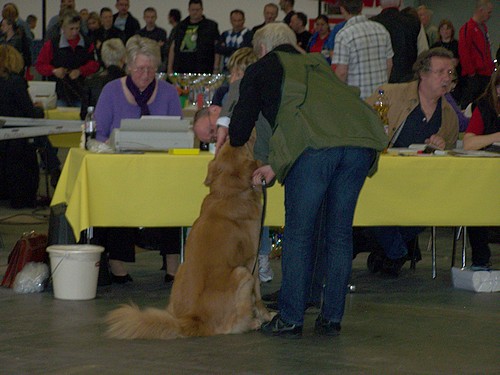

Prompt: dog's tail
xmin=105 ymin=303 xmax=182 ymax=340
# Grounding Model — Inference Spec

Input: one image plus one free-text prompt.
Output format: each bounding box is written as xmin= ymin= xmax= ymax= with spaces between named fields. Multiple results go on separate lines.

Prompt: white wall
xmin=5 ymin=0 xmax=495 ymax=53
xmin=1 ymin=0 xmax=320 ymax=38
xmin=2 ymin=0 xmax=419 ymax=39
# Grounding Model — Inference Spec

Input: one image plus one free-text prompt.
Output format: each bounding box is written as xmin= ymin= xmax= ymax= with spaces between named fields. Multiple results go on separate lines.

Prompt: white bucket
xmin=47 ymin=245 xmax=104 ymax=300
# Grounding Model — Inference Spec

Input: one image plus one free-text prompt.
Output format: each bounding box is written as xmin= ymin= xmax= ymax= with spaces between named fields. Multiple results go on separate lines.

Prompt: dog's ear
xmin=205 ymin=159 xmax=220 ymax=186
xmin=244 ymin=129 xmax=257 ymax=156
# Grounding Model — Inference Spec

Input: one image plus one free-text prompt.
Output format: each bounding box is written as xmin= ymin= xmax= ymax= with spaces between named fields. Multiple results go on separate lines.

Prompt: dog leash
xmin=252 ymin=178 xmax=267 ymax=276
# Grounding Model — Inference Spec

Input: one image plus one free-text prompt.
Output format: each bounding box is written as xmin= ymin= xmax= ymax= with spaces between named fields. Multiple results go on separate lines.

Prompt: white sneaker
xmin=258 ymin=254 xmax=273 ymax=283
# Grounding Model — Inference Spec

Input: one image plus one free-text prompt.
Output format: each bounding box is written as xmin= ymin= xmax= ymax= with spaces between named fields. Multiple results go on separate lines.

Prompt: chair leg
xmin=37 ymin=147 xmax=51 ymax=204
xmin=409 ymin=237 xmax=419 ymax=270
xmin=42 ymin=151 xmax=50 ymax=199
xmin=461 ymin=226 xmax=467 ymax=268
xmin=180 ymin=227 xmax=185 ymax=263
xmin=431 ymin=227 xmax=437 ymax=279
xmin=451 ymin=226 xmax=461 ymax=268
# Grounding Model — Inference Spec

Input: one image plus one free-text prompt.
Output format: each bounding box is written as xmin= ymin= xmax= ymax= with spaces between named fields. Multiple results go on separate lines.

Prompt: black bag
xmin=0 ymin=139 xmax=39 ymax=208
xmin=48 ymin=204 xmax=111 ymax=285
xmin=48 ymin=203 xmax=77 ymax=246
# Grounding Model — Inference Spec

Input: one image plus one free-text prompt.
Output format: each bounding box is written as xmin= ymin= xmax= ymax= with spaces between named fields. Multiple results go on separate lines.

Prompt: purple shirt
xmin=95 ymin=78 xmax=182 ymax=141
xmin=445 ymin=93 xmax=469 ymax=132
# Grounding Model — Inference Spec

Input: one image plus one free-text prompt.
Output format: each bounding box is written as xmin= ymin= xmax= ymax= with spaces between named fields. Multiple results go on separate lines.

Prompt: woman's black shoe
xmin=381 ymin=256 xmax=406 ymax=278
xmin=165 ymin=273 xmax=175 ymax=284
xmin=367 ymin=251 xmax=384 ymax=273
xmin=111 ymin=273 xmax=133 ymax=284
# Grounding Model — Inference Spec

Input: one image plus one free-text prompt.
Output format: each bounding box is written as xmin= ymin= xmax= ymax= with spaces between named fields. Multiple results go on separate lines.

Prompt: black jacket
xmin=371 ymin=8 xmax=420 ymax=83
xmin=477 ymin=97 xmax=500 ymax=137
xmin=0 ymin=73 xmax=42 ymax=117
xmin=113 ymin=12 xmax=140 ymax=42
xmin=49 ymin=33 xmax=94 ymax=106
xmin=172 ymin=16 xmax=219 ymax=74
xmin=80 ymin=65 xmax=126 ymax=120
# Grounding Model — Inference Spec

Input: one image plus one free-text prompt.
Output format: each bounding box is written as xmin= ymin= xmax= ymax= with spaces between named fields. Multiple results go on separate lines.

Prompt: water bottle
xmin=373 ymin=89 xmax=389 ymax=135
xmin=197 ymin=94 xmax=210 ymax=151
xmin=84 ymin=106 xmax=96 ymax=149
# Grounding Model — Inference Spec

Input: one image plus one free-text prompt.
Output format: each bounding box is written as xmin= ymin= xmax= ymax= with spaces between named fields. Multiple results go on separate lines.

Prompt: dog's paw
xmin=250 ymin=318 xmax=263 ymax=330
xmin=266 ymin=311 xmax=277 ymax=322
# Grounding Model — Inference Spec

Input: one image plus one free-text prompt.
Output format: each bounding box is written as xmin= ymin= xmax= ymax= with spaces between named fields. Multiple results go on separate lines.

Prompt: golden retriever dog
xmin=105 ymin=139 xmax=273 ymax=339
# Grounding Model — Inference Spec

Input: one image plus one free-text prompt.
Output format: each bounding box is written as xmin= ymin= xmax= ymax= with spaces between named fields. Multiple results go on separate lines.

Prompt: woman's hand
xmin=214 ymin=126 xmax=229 ymax=155
xmin=252 ymin=165 xmax=276 ymax=186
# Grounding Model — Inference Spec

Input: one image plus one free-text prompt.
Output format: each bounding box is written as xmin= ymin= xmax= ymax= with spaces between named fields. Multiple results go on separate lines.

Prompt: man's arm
xmin=458 ymin=23 xmax=475 ymax=76
xmin=167 ymin=42 xmax=175 ymax=75
xmin=386 ymin=58 xmax=393 ymax=79
xmin=213 ymin=49 xmax=221 ymax=73
xmin=334 ymin=64 xmax=348 ymax=83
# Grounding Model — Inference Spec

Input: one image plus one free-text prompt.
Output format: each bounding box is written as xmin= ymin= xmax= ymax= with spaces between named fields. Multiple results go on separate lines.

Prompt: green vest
xmin=269 ymin=52 xmax=387 ymax=183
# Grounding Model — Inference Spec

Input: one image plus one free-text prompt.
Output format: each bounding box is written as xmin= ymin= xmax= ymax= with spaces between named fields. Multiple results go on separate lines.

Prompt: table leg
xmin=431 ymin=227 xmax=437 ymax=279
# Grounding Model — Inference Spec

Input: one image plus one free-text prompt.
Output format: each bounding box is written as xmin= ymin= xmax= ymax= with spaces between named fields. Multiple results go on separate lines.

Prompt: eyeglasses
xmin=428 ymin=69 xmax=453 ymax=78
xmin=131 ymin=66 xmax=156 ymax=75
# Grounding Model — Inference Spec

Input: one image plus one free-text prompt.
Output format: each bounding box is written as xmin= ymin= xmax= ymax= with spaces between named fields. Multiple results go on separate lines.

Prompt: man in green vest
xmin=217 ymin=23 xmax=387 ymax=339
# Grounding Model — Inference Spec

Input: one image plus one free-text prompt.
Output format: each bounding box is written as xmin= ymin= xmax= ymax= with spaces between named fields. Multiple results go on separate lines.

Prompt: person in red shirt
xmin=35 ymin=9 xmax=99 ymax=107
xmin=463 ymin=69 xmax=499 ymax=270
xmin=463 ymin=69 xmax=500 ymax=150
xmin=458 ymin=0 xmax=495 ymax=109
xmin=307 ymin=15 xmax=331 ymax=58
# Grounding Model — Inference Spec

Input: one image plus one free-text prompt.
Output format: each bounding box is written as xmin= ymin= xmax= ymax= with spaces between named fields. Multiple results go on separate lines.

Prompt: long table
xmin=45 ymin=106 xmax=199 ymax=148
xmin=46 ymin=107 xmax=82 ymax=148
xmin=51 ymin=148 xmax=500 ymax=242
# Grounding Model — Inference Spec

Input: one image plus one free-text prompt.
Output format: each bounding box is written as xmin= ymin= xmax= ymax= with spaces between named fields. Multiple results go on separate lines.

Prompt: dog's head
xmin=204 ymin=137 xmax=260 ymax=194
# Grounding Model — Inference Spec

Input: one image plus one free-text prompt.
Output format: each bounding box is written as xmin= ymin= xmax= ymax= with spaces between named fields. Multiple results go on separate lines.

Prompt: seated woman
xmin=35 ymin=9 xmax=99 ymax=107
xmin=93 ymin=35 xmax=183 ymax=284
xmin=80 ymin=38 xmax=126 ymax=120
xmin=0 ymin=45 xmax=43 ymax=208
xmin=462 ymin=69 xmax=500 ymax=270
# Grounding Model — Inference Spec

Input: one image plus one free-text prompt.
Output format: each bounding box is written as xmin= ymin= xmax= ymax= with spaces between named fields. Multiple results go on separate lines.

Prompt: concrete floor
xmin=1 ymin=196 xmax=499 ymax=374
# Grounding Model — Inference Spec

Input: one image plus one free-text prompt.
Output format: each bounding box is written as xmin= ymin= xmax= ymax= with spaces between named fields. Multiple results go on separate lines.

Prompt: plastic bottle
xmin=373 ymin=89 xmax=389 ymax=135
xmin=84 ymin=106 xmax=96 ymax=149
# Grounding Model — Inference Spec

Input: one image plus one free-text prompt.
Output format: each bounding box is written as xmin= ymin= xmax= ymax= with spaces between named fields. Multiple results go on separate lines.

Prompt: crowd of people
xmin=0 ymin=0 xmax=498 ymax=338
xmin=0 ymin=0 xmax=496 ymax=109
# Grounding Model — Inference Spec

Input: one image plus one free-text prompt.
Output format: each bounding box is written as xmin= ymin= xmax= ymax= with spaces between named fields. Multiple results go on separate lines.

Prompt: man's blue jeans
xmin=279 ymin=147 xmax=375 ymax=326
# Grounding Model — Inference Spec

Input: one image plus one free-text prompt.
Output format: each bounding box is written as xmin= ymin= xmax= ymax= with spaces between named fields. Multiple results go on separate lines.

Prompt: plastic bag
xmin=13 ymin=262 xmax=50 ymax=293
xmin=86 ymin=139 xmax=114 ymax=153
xmin=79 ymin=125 xmax=114 ymax=153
